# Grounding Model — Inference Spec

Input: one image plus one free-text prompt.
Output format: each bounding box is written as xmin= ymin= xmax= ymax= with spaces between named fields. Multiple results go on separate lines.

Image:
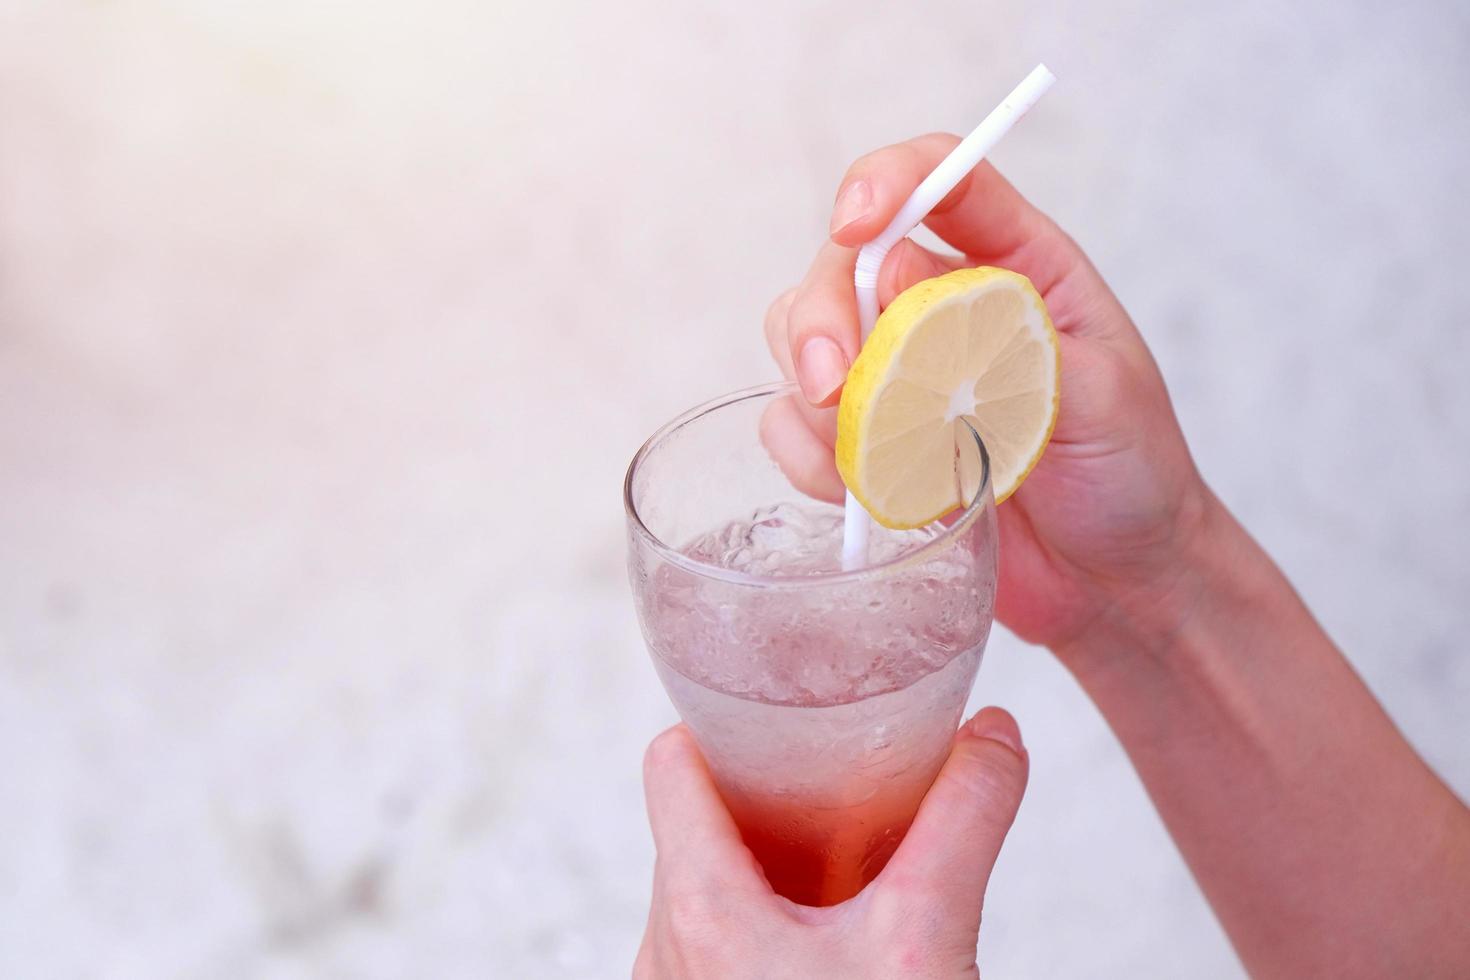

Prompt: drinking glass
xmin=624 ymin=382 xmax=997 ymax=906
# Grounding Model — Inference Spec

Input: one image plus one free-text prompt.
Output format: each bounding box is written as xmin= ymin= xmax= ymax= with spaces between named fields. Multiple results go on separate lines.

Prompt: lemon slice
xmin=835 ymin=267 xmax=1059 ymax=529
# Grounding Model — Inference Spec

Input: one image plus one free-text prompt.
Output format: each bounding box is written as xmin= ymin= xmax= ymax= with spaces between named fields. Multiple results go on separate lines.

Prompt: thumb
xmin=877 ymin=707 xmax=1028 ymax=918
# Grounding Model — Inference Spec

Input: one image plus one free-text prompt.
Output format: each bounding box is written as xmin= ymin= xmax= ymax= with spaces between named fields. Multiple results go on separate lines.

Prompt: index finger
xmin=830 ymin=133 xmax=1070 ymax=293
xmin=642 ymin=726 xmax=768 ymax=890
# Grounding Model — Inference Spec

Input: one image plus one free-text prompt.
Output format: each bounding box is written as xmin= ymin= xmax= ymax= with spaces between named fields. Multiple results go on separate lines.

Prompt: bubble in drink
xmin=641 ymin=501 xmax=994 ymax=905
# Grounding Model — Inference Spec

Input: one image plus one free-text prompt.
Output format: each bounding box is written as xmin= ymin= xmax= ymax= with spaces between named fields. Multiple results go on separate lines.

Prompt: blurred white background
xmin=2 ymin=1 xmax=1467 ymax=976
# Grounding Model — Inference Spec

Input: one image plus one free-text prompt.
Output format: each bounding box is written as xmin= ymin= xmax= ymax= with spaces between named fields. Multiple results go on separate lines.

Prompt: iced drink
xmin=626 ymin=383 xmax=996 ymax=906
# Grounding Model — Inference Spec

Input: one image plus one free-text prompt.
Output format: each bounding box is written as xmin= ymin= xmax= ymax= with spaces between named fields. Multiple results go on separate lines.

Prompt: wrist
xmin=1053 ymin=483 xmax=1249 ymax=681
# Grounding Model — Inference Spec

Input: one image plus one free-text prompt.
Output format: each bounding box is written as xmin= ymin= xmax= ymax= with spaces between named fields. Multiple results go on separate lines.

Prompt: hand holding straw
xmin=840 ymin=63 xmax=1056 ymax=570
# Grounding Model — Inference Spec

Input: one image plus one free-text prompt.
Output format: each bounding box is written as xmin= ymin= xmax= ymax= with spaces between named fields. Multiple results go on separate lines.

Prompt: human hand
xmin=762 ymin=134 xmax=1212 ymax=650
xmin=634 ymin=708 xmax=1028 ymax=979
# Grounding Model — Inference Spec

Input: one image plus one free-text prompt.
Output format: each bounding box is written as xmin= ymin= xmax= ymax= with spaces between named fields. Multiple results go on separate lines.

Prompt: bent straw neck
xmin=840 ymin=64 xmax=1055 ymax=571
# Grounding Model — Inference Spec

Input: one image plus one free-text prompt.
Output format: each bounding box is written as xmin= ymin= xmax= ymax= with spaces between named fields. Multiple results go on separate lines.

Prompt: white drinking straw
xmin=840 ymin=63 xmax=1056 ymax=570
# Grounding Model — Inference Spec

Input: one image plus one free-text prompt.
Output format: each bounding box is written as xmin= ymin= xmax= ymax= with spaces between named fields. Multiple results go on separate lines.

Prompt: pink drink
xmin=626 ymin=385 xmax=996 ymax=906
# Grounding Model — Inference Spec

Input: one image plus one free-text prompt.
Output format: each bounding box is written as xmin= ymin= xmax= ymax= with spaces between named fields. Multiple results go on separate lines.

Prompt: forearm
xmin=1059 ymin=493 xmax=1470 ymax=978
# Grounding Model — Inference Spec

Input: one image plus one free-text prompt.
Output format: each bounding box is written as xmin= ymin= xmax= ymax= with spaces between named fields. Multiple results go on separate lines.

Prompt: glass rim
xmin=622 ymin=381 xmax=993 ymax=589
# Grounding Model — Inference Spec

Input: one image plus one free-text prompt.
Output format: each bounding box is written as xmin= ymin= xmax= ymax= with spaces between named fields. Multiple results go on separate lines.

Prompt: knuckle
xmin=845 ymin=133 xmax=962 ymax=198
xmin=1083 ymin=347 xmax=1138 ymax=412
xmin=851 ymin=132 xmax=954 ymax=177
xmin=767 ymin=285 xmax=798 ymax=320
xmin=662 ymin=882 xmax=727 ymax=949
xmin=785 ymin=294 xmax=817 ymax=346
xmin=786 ymin=289 xmax=837 ymax=348
xmin=869 ymin=868 xmax=928 ymax=910
xmin=787 ymin=463 xmax=833 ymax=503
xmin=790 ymin=448 xmax=841 ymax=501
xmin=643 ymin=881 xmax=736 ymax=979
xmin=840 ymin=150 xmax=877 ymax=185
xmin=867 ymin=879 xmax=948 ymax=970
xmin=759 ymin=402 xmax=842 ymax=503
xmin=897 ymin=133 xmax=961 ymax=178
xmin=763 ymin=287 xmax=796 ymax=352
xmin=917 ymin=130 xmax=963 ymax=152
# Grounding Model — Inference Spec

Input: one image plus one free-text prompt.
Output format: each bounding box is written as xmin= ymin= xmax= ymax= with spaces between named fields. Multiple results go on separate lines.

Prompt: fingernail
xmin=829 ymin=179 xmax=872 ymax=236
xmin=797 ymin=337 xmax=848 ymax=404
xmin=968 ymin=708 xmax=1024 ymax=756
